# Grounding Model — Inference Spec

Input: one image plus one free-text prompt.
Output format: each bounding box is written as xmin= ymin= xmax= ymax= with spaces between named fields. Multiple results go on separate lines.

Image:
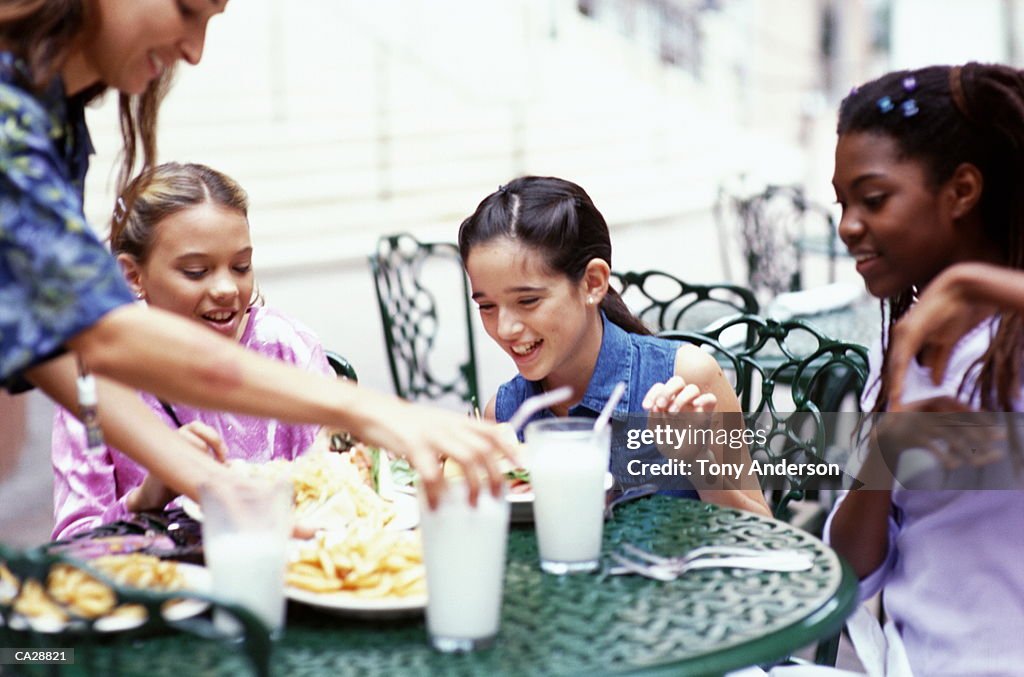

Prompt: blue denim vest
xmin=495 ymin=312 xmax=699 ymax=499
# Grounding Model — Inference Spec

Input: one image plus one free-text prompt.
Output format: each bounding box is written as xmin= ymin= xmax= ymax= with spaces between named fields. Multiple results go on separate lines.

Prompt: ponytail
xmin=601 ymin=288 xmax=651 ymax=336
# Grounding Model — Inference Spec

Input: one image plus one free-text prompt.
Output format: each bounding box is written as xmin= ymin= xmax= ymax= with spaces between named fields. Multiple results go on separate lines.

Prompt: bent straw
xmin=506 ymin=386 xmax=574 ymax=432
xmin=593 ymin=381 xmax=626 ymax=435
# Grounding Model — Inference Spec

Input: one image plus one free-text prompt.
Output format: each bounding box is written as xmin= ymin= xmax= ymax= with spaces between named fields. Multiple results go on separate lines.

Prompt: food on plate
xmin=388 ymin=457 xmax=416 ymax=489
xmin=1 ymin=554 xmax=186 ymax=624
xmin=504 ymin=467 xmax=532 ymax=494
xmin=442 ymin=455 xmax=532 ymax=494
xmin=287 ymin=527 xmax=425 ymax=599
xmin=228 ymin=450 xmax=398 ymax=531
xmin=386 ymin=422 xmax=535 ymax=496
xmin=88 ymin=554 xmax=185 ymax=591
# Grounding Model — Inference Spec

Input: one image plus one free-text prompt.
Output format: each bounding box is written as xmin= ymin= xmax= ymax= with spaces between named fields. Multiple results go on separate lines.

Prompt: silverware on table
xmin=603 ymin=484 xmax=659 ymax=520
xmin=607 ymin=542 xmax=814 ymax=581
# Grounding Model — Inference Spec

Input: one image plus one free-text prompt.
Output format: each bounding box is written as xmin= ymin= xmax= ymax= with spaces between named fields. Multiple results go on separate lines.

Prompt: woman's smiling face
xmin=465 ymin=237 xmax=593 ymax=384
xmin=71 ymin=0 xmax=228 ymax=95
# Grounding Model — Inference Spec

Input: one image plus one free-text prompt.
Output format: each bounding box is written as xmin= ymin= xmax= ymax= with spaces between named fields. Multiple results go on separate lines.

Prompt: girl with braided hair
xmin=458 ymin=176 xmax=769 ymax=515
xmin=826 ymin=63 xmax=1024 ymax=674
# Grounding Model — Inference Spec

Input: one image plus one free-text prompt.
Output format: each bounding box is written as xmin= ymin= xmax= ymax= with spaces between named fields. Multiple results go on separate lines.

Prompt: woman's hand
xmin=357 ymin=395 xmax=519 ymax=510
xmin=641 ymin=375 xmax=717 ymax=414
xmin=126 ymin=421 xmax=228 ymax=512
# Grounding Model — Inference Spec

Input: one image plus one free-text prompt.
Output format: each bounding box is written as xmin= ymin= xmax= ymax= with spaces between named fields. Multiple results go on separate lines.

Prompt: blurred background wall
xmin=4 ymin=0 xmax=1024 ymax=543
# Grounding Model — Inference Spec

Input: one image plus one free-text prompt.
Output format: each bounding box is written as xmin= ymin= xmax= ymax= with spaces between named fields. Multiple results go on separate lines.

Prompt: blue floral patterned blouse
xmin=0 ymin=52 xmax=134 ymax=392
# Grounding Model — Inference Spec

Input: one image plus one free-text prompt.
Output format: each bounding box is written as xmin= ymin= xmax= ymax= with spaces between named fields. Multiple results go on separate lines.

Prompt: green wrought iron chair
xmin=609 ymin=269 xmax=759 ymax=334
xmin=662 ymin=315 xmax=867 ymax=666
xmin=368 ymin=233 xmax=479 ymax=408
xmin=714 ymin=182 xmax=841 ymax=301
xmin=324 ymin=350 xmax=358 ymax=451
xmin=0 ymin=543 xmax=271 ymax=676
xmin=660 ymin=314 xmax=868 ymax=520
xmin=324 ymin=350 xmax=358 ymax=383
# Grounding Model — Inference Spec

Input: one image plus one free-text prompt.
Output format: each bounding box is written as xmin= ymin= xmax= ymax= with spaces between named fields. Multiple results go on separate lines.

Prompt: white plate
xmin=508 ymin=472 xmax=615 ymax=523
xmin=386 ymin=493 xmax=420 ymax=530
xmin=394 ymin=473 xmax=615 ymax=523
xmin=285 ymin=585 xmax=426 ymax=620
xmin=2 ymin=563 xmax=211 ymax=634
xmin=285 ymin=533 xmax=425 ymax=619
xmin=180 ymin=493 xmax=419 ymax=531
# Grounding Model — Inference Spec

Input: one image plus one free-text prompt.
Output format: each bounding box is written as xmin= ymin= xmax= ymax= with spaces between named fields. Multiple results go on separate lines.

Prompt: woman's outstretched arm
xmin=64 ymin=303 xmax=516 ymax=505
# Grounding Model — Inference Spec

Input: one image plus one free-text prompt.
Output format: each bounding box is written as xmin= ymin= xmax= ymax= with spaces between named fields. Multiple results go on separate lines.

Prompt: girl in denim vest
xmin=459 ymin=176 xmax=769 ymax=515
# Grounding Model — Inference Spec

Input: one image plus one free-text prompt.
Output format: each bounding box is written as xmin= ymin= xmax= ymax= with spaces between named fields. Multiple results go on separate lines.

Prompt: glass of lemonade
xmin=525 ymin=417 xmax=611 ymax=574
xmin=200 ymin=476 xmax=292 ymax=638
xmin=418 ymin=480 xmax=509 ymax=652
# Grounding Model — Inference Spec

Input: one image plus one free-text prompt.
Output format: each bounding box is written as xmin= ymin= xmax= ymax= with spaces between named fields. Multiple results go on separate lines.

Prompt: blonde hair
xmin=111 ymin=162 xmax=249 ymax=261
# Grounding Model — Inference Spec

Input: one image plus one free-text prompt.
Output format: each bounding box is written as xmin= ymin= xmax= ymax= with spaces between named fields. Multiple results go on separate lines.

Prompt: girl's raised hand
xmin=642 ymin=375 xmax=717 ymax=414
xmin=888 ymin=267 xmax=995 ymax=409
xmin=175 ymin=421 xmax=229 ymax=462
xmin=126 ymin=421 xmax=229 ymax=512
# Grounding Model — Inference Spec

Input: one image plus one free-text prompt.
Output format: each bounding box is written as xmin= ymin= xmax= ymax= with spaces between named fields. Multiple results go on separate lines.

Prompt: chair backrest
xmin=610 ymin=269 xmax=759 ymax=334
xmin=324 ymin=350 xmax=358 ymax=451
xmin=368 ymin=233 xmax=479 ymax=408
xmin=325 ymin=350 xmax=358 ymax=383
xmin=714 ymin=183 xmax=840 ymax=301
xmin=660 ymin=314 xmax=869 ymax=519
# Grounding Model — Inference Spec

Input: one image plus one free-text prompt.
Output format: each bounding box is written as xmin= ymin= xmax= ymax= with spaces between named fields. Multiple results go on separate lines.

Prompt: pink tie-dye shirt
xmin=51 ymin=305 xmax=334 ymax=540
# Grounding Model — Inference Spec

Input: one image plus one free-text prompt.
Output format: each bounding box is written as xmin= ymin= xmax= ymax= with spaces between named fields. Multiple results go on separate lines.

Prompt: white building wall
xmin=889 ymin=0 xmax=1009 ymax=68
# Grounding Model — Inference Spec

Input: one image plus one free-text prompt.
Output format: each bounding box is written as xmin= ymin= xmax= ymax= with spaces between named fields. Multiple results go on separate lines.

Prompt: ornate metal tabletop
xmin=59 ymin=496 xmax=855 ymax=677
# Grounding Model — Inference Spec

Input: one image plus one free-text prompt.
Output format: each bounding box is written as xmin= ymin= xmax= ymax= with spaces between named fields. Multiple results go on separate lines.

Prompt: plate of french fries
xmin=0 ymin=554 xmax=210 ymax=634
xmin=285 ymin=526 xmax=426 ymax=619
xmin=180 ymin=450 xmax=418 ymax=532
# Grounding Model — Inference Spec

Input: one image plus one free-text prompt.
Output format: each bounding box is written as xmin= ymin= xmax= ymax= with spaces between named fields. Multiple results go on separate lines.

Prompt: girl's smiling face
xmin=465 ymin=237 xmax=600 ymax=387
xmin=120 ymin=202 xmax=254 ymax=341
xmin=833 ymin=131 xmax=963 ymax=299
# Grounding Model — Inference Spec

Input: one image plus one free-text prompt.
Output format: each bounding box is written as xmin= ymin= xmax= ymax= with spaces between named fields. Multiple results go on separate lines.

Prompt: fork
xmin=603 ymin=484 xmax=659 ymax=520
xmin=608 ymin=552 xmax=814 ymax=580
xmin=608 ymin=545 xmax=814 ymax=580
xmin=622 ymin=542 xmax=813 ymax=567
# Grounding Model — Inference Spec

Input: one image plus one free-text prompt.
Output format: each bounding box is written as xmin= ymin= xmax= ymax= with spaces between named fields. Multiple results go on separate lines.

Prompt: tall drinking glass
xmin=200 ymin=477 xmax=292 ymax=638
xmin=525 ymin=417 xmax=611 ymax=574
xmin=418 ymin=481 xmax=509 ymax=652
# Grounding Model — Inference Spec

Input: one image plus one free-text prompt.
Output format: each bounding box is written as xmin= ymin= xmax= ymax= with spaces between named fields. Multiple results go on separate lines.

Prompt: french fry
xmin=286 ymin=571 xmax=344 ymax=593
xmin=286 ymin=529 xmax=425 ymax=599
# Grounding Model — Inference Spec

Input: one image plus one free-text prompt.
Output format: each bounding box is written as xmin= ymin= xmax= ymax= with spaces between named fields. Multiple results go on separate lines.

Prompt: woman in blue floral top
xmin=0 ymin=0 xmax=515 ymax=510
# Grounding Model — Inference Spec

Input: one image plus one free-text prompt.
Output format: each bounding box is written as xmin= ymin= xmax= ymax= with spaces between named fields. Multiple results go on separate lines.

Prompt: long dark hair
xmin=457 ymin=176 xmax=650 ymax=335
xmin=0 ymin=0 xmax=174 ymax=203
xmin=838 ymin=63 xmax=1024 ymax=411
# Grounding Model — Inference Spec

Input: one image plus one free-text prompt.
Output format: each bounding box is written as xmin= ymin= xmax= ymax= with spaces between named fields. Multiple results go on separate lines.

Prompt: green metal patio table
xmin=39 ymin=496 xmax=856 ymax=677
